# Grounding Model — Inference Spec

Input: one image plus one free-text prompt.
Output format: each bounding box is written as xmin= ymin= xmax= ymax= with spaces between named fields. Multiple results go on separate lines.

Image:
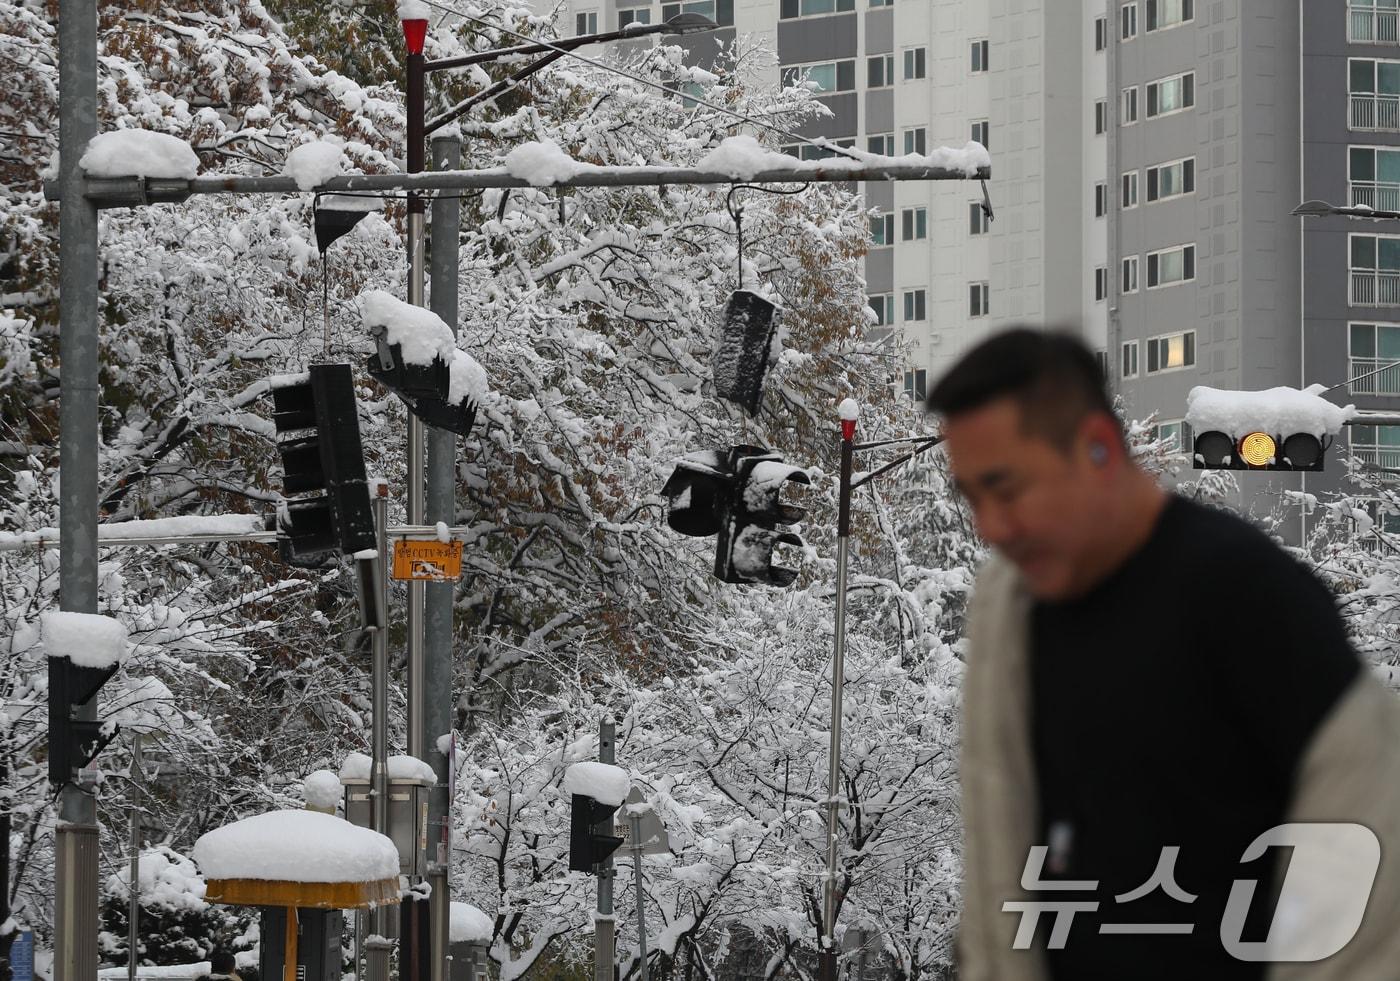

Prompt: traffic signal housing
xmin=269 ymin=363 xmax=376 ymax=559
xmin=1192 ymin=430 xmax=1328 ymax=471
xmin=44 ymin=611 xmax=127 ymax=788
xmin=366 ymin=329 xmax=480 ymax=438
xmin=568 ymin=794 xmax=624 ymax=872
xmin=661 ymin=445 xmax=809 ymax=586
xmin=713 ymin=291 xmax=781 ymax=416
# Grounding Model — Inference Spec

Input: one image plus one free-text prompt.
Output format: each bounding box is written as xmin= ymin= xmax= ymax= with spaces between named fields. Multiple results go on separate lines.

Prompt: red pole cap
xmin=837 ymin=398 xmax=859 ymax=440
xmin=841 ymin=419 xmax=856 ymax=440
xmin=402 ymin=18 xmax=428 ymax=54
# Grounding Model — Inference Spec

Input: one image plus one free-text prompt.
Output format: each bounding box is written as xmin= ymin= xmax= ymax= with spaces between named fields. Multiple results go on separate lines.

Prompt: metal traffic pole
xmin=127 ymin=735 xmax=143 ymax=981
xmin=365 ymin=484 xmax=394 ymax=981
xmin=595 ymin=721 xmax=617 ymax=981
xmin=819 ymin=408 xmax=856 ymax=981
xmin=628 ymin=810 xmax=650 ymax=981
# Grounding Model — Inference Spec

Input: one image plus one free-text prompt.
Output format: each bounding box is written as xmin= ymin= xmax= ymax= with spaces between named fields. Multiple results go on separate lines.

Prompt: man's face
xmin=942 ymin=398 xmax=1104 ymax=600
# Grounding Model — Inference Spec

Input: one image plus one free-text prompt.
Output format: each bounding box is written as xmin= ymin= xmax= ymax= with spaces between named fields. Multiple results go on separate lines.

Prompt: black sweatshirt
xmin=1029 ymin=495 xmax=1359 ymax=980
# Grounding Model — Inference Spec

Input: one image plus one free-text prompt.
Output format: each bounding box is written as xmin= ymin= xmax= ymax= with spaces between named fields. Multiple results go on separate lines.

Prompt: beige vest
xmin=958 ymin=554 xmax=1400 ymax=981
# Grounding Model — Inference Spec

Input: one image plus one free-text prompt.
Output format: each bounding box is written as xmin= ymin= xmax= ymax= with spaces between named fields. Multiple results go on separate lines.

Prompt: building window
xmin=1095 ymin=14 xmax=1108 ymax=51
xmin=1121 ymin=86 xmax=1139 ymax=125
xmin=903 ymin=368 xmax=928 ymax=400
xmin=576 ymin=10 xmax=599 ymax=33
xmin=969 ymin=201 xmax=988 ymax=235
xmin=1146 ymin=71 xmax=1195 ymax=118
xmin=1146 ymin=331 xmax=1196 ymax=373
xmin=870 ymin=0 xmax=892 ymax=8
xmin=781 ymin=139 xmax=855 ymax=160
xmin=1350 ymin=59 xmax=1400 ymax=132
xmin=868 ymin=54 xmax=895 ymax=88
xmin=1351 ymin=234 xmax=1400 ymax=305
xmin=1122 ymin=340 xmax=1140 ymax=379
xmin=1150 ymin=420 xmax=1194 ymax=452
xmin=1096 ymin=350 xmax=1110 ymax=379
xmin=903 ymin=288 xmax=927 ymax=322
xmin=1350 ymin=146 xmax=1400 ymax=211
xmin=970 ymin=119 xmax=989 ymax=149
xmin=1352 ymin=425 xmax=1400 ymax=471
xmin=1094 ymin=99 xmax=1108 ymax=135
xmin=970 ymin=38 xmax=989 ymax=73
xmin=969 ymin=281 xmax=990 ymax=317
xmin=1094 ymin=181 xmax=1108 ymax=218
xmin=618 ymin=7 xmax=651 ymax=27
xmin=904 ymin=47 xmax=927 ymax=80
xmin=1350 ymin=322 xmax=1400 ymax=395
xmin=1122 ymin=255 xmax=1140 ymax=293
xmin=903 ymin=127 xmax=927 ymax=155
xmin=1146 ymin=244 xmax=1196 ymax=288
xmin=869 ymin=293 xmax=895 ymax=326
xmin=1121 ymin=1 xmax=1138 ymax=40
xmin=901 ymin=206 xmax=928 ymax=241
xmin=867 ymin=133 xmax=894 ymax=156
xmin=1146 ymin=157 xmax=1196 ymax=202
xmin=870 ymin=212 xmax=894 ymax=246
xmin=780 ymin=0 xmax=854 ymax=17
xmin=1351 ymin=0 xmax=1400 ymax=43
xmin=1095 ymin=265 xmax=1109 ymax=302
xmin=780 ymin=60 xmax=857 ymax=93
xmin=1145 ymin=0 xmax=1193 ymax=32
xmin=662 ymin=0 xmax=732 ymax=24
xmin=1122 ymin=170 xmax=1139 ymax=208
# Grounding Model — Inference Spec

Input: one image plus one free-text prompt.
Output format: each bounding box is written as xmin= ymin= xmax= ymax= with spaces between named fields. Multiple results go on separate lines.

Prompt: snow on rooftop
xmin=1185 ymin=384 xmax=1354 ymax=440
xmin=563 ymin=761 xmax=630 ymax=805
xmin=42 ymin=611 xmax=127 ymax=670
xmin=339 ymin=752 xmax=436 ymax=783
xmin=695 ymin=136 xmax=990 ymax=182
xmin=79 ymin=130 xmax=199 ymax=180
xmin=192 ymin=809 xmax=398 ymax=883
xmin=360 ymin=290 xmax=456 ymax=367
xmin=449 ymin=902 xmax=494 ymax=944
xmin=304 ymin=770 xmax=343 ymax=811
xmin=283 ymin=139 xmax=348 ymax=191
xmin=838 ymin=398 xmax=859 ymax=422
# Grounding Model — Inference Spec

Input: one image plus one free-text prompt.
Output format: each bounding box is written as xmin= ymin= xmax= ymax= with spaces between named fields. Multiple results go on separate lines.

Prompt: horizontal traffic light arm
xmin=849 ymin=435 xmax=944 ymax=490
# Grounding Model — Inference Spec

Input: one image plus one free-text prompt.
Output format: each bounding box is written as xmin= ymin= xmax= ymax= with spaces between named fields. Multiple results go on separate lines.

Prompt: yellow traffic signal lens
xmin=1239 ymin=432 xmax=1276 ymax=467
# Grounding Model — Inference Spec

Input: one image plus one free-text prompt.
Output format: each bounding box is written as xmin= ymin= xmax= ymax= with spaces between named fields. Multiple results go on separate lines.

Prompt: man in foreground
xmin=931 ymin=328 xmax=1400 ymax=980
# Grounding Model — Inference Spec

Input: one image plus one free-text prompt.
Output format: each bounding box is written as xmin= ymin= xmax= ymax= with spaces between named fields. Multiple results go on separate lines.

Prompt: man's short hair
xmin=924 ymin=327 xmax=1122 ymax=450
xmin=210 ymin=951 xmax=236 ymax=975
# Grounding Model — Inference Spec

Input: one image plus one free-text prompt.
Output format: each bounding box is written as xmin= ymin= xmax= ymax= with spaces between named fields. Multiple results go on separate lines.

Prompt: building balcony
xmin=1350 ymin=93 xmax=1400 ymax=131
xmin=1353 ymin=445 xmax=1400 ymax=471
xmin=1350 ymin=356 xmax=1400 ymax=394
xmin=1352 ymin=180 xmax=1400 ymax=211
xmin=1351 ymin=269 xmax=1400 ymax=305
xmin=1351 ymin=6 xmax=1400 ymax=43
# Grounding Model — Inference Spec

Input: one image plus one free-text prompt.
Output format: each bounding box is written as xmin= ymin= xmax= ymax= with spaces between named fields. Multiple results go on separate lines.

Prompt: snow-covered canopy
xmin=192 ymin=809 xmax=398 ymax=883
xmin=563 ymin=761 xmax=629 ymax=805
xmin=1185 ymin=384 xmax=1354 ymax=439
xmin=79 ymin=130 xmax=199 ymax=179
xmin=449 ymin=901 xmax=493 ymax=944
xmin=42 ymin=611 xmax=128 ymax=669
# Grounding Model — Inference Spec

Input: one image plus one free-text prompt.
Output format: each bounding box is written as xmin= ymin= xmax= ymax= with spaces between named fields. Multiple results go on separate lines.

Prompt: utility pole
xmin=627 ymin=810 xmax=649 ymax=981
xmin=425 ymin=131 xmax=462 ymax=981
xmin=595 ymin=722 xmax=616 ymax=981
xmin=127 ymin=736 xmax=142 ymax=981
xmin=366 ymin=485 xmax=393 ymax=981
xmin=56 ymin=0 xmax=102 ymax=977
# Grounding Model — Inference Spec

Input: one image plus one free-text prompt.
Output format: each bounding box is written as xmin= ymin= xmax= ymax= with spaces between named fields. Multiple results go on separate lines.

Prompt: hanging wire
xmin=725 ymin=182 xmax=809 ymax=290
xmin=420 ymin=0 xmax=870 ymax=164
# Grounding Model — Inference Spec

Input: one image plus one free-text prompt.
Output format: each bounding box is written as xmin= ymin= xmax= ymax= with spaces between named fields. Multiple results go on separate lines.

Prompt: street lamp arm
xmin=849 ymin=436 xmax=944 ymax=491
xmin=425 ymin=49 xmax=566 ymax=134
xmin=424 ymin=18 xmax=712 ymax=72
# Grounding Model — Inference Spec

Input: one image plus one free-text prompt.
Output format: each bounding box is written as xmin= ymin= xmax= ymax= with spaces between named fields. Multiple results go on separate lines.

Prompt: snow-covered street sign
xmin=615 ymin=787 xmax=670 ymax=856
xmin=392 ymin=539 xmax=463 ymax=581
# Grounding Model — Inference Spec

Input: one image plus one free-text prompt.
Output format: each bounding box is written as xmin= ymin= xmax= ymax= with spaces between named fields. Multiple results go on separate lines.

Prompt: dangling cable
xmin=726 ymin=182 xmax=810 ymax=292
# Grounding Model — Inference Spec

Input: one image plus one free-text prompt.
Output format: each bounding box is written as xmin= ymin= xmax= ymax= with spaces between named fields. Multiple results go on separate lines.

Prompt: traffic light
xmin=270 ymin=363 xmax=376 ymax=559
xmin=366 ymin=329 xmax=481 ymax=438
xmin=1192 ymin=430 xmax=1329 ymax=471
xmin=661 ymin=445 xmax=809 ymax=586
xmin=568 ymin=794 xmax=624 ymax=872
xmin=44 ymin=612 xmax=126 ymax=788
xmin=713 ymin=290 xmax=781 ymax=416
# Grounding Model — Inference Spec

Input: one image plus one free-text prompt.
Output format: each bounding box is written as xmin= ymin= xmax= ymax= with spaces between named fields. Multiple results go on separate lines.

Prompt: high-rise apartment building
xmin=558 ymin=1 xmax=1400 ymax=535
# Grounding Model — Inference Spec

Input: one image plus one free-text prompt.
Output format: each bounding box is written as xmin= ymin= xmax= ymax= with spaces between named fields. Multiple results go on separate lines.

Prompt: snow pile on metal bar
xmin=1185 ymin=384 xmax=1354 ymax=438
xmin=697 ymin=135 xmax=989 ymax=181
xmin=42 ymin=611 xmax=128 ymax=669
xmin=0 ymin=513 xmax=265 ymax=551
xmin=79 ymin=130 xmax=200 ymax=179
xmin=192 ymin=809 xmax=398 ymax=883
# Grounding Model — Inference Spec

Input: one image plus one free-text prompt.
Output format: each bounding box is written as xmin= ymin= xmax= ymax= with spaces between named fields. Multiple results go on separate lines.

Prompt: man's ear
xmin=1079 ymin=413 xmax=1126 ymax=469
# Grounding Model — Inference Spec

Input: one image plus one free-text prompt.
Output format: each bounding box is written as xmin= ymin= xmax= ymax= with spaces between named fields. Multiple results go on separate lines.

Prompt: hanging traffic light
xmin=269 ymin=363 xmax=376 ymax=559
xmin=713 ymin=291 xmax=780 ymax=416
xmin=568 ymin=794 xmax=625 ymax=873
xmin=1192 ymin=430 xmax=1328 ymax=471
xmin=661 ymin=445 xmax=809 ymax=585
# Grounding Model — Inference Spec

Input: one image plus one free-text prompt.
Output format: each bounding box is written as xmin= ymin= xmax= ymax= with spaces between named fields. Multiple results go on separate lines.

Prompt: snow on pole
xmin=838 ymin=398 xmax=859 ymax=440
xmin=282 ymin=139 xmax=349 ymax=192
xmin=78 ymin=131 xmax=199 ymax=180
xmin=564 ymin=761 xmax=630 ymax=805
xmin=42 ymin=611 xmax=127 ymax=669
xmin=303 ymin=771 xmax=343 ymax=814
xmin=449 ymin=902 xmax=493 ymax=944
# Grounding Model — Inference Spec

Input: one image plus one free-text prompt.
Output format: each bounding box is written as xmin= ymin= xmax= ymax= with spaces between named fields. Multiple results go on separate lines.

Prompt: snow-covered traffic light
xmin=714 ymin=290 xmax=781 ymax=416
xmin=269 ymin=363 xmax=376 ymax=559
xmin=661 ymin=445 xmax=809 ymax=586
xmin=44 ymin=612 xmax=127 ymax=788
xmin=565 ymin=762 xmax=629 ymax=873
xmin=1185 ymin=385 xmax=1350 ymax=472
